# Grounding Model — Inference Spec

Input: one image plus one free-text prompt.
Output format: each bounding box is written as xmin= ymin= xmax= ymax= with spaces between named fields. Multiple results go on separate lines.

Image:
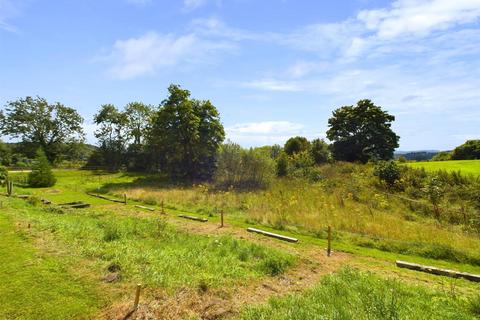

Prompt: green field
xmin=2 ymin=168 xmax=480 ymax=319
xmin=406 ymin=160 xmax=480 ymax=176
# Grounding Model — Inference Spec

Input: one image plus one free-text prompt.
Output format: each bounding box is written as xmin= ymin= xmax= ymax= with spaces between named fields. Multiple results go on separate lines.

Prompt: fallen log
xmin=396 ymin=260 xmax=480 ymax=282
xmin=246 ymin=227 xmax=298 ymax=243
xmin=178 ymin=214 xmax=208 ymax=222
xmin=135 ymin=205 xmax=155 ymax=212
xmin=60 ymin=201 xmax=90 ymax=209
xmin=86 ymin=192 xmax=125 ymax=203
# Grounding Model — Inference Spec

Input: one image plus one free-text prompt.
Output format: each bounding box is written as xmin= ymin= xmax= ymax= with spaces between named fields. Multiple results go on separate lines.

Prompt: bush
xmin=276 ymin=152 xmax=288 ymax=177
xmin=0 ymin=166 xmax=7 ymax=183
xmin=28 ymin=149 xmax=56 ymax=187
xmin=284 ymin=136 xmax=310 ymax=156
xmin=397 ymin=155 xmax=407 ymax=163
xmin=214 ymin=142 xmax=275 ymax=190
xmin=431 ymin=151 xmax=452 ymax=161
xmin=373 ymin=161 xmax=401 ymax=188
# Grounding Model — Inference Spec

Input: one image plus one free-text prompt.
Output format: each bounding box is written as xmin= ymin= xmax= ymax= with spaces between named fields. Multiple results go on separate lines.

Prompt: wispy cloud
xmin=103 ymin=31 xmax=233 ymax=79
xmin=242 ymin=79 xmax=303 ymax=92
xmin=0 ymin=0 xmax=20 ymax=32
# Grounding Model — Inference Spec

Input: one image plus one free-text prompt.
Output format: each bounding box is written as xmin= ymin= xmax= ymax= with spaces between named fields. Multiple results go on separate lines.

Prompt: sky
xmin=1 ymin=0 xmax=479 ymax=151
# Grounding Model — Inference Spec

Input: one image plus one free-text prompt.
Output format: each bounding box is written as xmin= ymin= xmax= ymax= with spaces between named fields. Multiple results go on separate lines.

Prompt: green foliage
xmin=398 ymin=155 xmax=407 ymax=163
xmin=0 ymin=165 xmax=7 ymax=183
xmin=93 ymin=104 xmax=129 ymax=170
xmin=276 ymin=152 xmax=289 ymax=177
xmin=451 ymin=140 xmax=480 ymax=160
xmin=432 ymin=151 xmax=452 ymax=161
xmin=327 ymin=99 xmax=399 ymax=163
xmin=28 ymin=149 xmax=56 ymax=187
xmin=149 ymin=84 xmax=225 ymax=180
xmin=240 ymin=268 xmax=476 ymax=320
xmin=214 ymin=142 xmax=274 ymax=190
xmin=310 ymin=138 xmax=330 ymax=164
xmin=374 ymin=161 xmax=402 ymax=188
xmin=423 ymin=175 xmax=444 ymax=219
xmin=284 ymin=136 xmax=310 ymax=156
xmin=0 ymin=96 xmax=84 ymax=163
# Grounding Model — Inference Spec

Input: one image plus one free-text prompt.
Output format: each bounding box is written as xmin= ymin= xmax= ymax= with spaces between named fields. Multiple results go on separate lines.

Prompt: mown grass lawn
xmin=0 ymin=212 xmax=102 ymax=320
xmin=406 ymin=159 xmax=480 ymax=176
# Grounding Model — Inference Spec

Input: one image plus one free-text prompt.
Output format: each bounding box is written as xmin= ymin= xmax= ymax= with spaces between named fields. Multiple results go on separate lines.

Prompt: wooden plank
xmin=178 ymin=214 xmax=208 ymax=222
xmin=135 ymin=205 xmax=155 ymax=212
xmin=396 ymin=260 xmax=480 ymax=282
xmin=86 ymin=192 xmax=125 ymax=203
xmin=246 ymin=227 xmax=298 ymax=243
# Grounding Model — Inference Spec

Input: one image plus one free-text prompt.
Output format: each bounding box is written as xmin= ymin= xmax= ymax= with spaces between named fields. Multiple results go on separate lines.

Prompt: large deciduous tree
xmin=149 ymin=84 xmax=225 ymax=180
xmin=94 ymin=104 xmax=128 ymax=170
xmin=284 ymin=136 xmax=310 ymax=156
xmin=451 ymin=140 xmax=480 ymax=160
xmin=0 ymin=96 xmax=84 ymax=163
xmin=326 ymin=99 xmax=399 ymax=163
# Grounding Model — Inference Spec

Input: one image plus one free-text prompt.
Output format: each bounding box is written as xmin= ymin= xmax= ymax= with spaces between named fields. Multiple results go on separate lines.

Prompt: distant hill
xmin=394 ymin=150 xmax=440 ymax=161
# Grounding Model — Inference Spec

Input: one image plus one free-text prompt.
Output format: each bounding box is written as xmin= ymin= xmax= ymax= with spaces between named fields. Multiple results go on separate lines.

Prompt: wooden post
xmin=124 ymin=193 xmax=127 ymax=204
xmin=220 ymin=210 xmax=224 ymax=228
xmin=133 ymin=284 xmax=141 ymax=310
xmin=327 ymin=226 xmax=332 ymax=257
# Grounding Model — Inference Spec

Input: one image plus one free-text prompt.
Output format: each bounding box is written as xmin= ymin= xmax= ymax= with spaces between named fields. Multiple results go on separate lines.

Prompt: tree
xmin=0 ymin=96 xmax=84 ymax=163
xmin=93 ymin=104 xmax=128 ymax=170
xmin=424 ymin=175 xmax=444 ymax=219
xmin=124 ymin=102 xmax=154 ymax=170
xmin=451 ymin=140 xmax=480 ymax=160
xmin=28 ymin=149 xmax=56 ymax=187
xmin=310 ymin=138 xmax=330 ymax=164
xmin=326 ymin=99 xmax=399 ymax=163
xmin=148 ymin=84 xmax=225 ymax=180
xmin=284 ymin=136 xmax=310 ymax=156
xmin=276 ymin=152 xmax=288 ymax=177
xmin=431 ymin=151 xmax=452 ymax=161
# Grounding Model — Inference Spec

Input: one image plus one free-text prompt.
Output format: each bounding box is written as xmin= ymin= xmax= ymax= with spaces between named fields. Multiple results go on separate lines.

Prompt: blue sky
xmin=1 ymin=0 xmax=479 ymax=150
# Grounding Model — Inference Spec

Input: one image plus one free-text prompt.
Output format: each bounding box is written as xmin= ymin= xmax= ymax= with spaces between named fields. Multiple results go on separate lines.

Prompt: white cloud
xmin=227 ymin=121 xmax=312 ymax=146
xmin=104 ymin=31 xmax=232 ymax=79
xmin=184 ymin=0 xmax=206 ymax=10
xmin=358 ymin=0 xmax=480 ymax=39
xmin=242 ymin=79 xmax=303 ymax=92
xmin=227 ymin=121 xmax=304 ymax=134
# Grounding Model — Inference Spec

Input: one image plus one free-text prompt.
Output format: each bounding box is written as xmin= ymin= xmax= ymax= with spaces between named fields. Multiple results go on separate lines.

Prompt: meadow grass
xmin=406 ymin=160 xmax=480 ymax=176
xmin=238 ymin=268 xmax=479 ymax=320
xmin=88 ymin=165 xmax=480 ymax=265
xmin=2 ymin=196 xmax=295 ymax=291
xmin=0 ymin=211 xmax=102 ymax=320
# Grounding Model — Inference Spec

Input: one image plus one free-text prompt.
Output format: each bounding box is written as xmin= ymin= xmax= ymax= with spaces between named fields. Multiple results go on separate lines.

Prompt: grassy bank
xmin=0 ymin=212 xmax=102 ymax=319
xmin=239 ymin=268 xmax=480 ymax=320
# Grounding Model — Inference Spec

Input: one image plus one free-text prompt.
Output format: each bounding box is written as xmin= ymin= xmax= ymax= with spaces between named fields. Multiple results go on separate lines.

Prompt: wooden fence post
xmin=124 ymin=193 xmax=127 ymax=205
xmin=133 ymin=284 xmax=142 ymax=310
xmin=327 ymin=226 xmax=332 ymax=257
xmin=220 ymin=210 xmax=224 ymax=228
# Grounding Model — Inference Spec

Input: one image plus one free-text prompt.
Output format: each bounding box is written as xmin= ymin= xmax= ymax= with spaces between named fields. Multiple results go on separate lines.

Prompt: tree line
xmin=1 ymin=85 xmax=407 ymax=187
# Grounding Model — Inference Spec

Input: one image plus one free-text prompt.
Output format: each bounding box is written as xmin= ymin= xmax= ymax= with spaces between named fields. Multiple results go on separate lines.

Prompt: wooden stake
xmin=220 ymin=210 xmax=224 ymax=228
xmin=124 ymin=193 xmax=127 ymax=204
xmin=133 ymin=284 xmax=142 ymax=310
xmin=327 ymin=226 xmax=332 ymax=257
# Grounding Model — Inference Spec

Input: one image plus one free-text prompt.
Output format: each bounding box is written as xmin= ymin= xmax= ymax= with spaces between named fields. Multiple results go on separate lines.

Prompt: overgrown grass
xmin=0 ymin=212 xmax=102 ymax=319
xmin=407 ymin=160 xmax=480 ymax=176
xmin=2 ymin=197 xmax=295 ymax=291
xmin=90 ymin=165 xmax=480 ymax=265
xmin=238 ymin=268 xmax=478 ymax=320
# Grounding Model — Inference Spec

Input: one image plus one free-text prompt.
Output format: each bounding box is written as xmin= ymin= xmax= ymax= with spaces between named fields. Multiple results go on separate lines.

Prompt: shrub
xmin=431 ymin=151 xmax=452 ymax=161
xmin=276 ymin=152 xmax=289 ymax=177
xmin=0 ymin=165 xmax=7 ymax=184
xmin=373 ymin=161 xmax=401 ymax=188
xmin=28 ymin=149 xmax=57 ymax=187
xmin=214 ymin=142 xmax=275 ymax=190
xmin=284 ymin=136 xmax=310 ymax=156
xmin=310 ymin=138 xmax=330 ymax=164
xmin=397 ymin=155 xmax=407 ymax=163
xmin=423 ymin=175 xmax=445 ymax=219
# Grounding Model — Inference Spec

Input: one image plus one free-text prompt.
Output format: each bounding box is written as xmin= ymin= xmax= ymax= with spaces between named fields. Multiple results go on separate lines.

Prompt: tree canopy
xmin=284 ymin=136 xmax=310 ymax=156
xmin=326 ymin=99 xmax=399 ymax=163
xmin=451 ymin=140 xmax=480 ymax=160
xmin=0 ymin=96 xmax=84 ymax=163
xmin=148 ymin=84 xmax=225 ymax=180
